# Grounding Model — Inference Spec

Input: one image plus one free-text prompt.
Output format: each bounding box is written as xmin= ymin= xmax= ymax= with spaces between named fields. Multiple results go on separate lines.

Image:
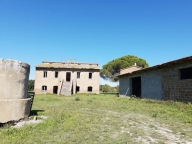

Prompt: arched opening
xmin=87 ymin=86 xmax=92 ymax=92
xmin=53 ymin=86 xmax=58 ymax=94
xmin=42 ymin=85 xmax=47 ymax=92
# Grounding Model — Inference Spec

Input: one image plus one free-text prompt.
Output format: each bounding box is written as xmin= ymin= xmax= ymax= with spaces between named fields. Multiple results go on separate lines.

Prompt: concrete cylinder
xmin=0 ymin=59 xmax=31 ymax=123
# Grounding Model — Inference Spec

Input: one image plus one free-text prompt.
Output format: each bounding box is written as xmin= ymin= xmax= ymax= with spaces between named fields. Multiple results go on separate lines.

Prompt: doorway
xmin=66 ymin=72 xmax=71 ymax=82
xmin=131 ymin=76 xmax=141 ymax=98
xmin=53 ymin=86 xmax=58 ymax=94
xmin=76 ymin=86 xmax=80 ymax=92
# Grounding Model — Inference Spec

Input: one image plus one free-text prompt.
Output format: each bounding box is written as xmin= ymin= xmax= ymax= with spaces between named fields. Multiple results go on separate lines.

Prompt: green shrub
xmin=75 ymin=97 xmax=80 ymax=101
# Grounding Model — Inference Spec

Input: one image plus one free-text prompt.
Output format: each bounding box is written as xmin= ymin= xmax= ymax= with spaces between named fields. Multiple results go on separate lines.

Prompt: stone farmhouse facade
xmin=119 ymin=56 xmax=192 ymax=102
xmin=34 ymin=61 xmax=100 ymax=95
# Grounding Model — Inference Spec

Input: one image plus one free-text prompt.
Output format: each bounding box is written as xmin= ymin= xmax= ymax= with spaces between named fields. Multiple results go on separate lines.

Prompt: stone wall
xmin=0 ymin=59 xmax=31 ymax=123
xmin=119 ymin=75 xmax=131 ymax=96
xmin=141 ymin=69 xmax=163 ymax=100
xmin=162 ymin=62 xmax=192 ymax=102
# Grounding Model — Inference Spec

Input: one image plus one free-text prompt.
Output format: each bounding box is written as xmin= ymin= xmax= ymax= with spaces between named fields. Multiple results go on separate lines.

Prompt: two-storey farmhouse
xmin=119 ymin=56 xmax=192 ymax=102
xmin=34 ymin=61 xmax=100 ymax=95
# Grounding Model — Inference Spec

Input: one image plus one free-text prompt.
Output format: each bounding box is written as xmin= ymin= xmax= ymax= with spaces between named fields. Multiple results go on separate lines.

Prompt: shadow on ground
xmin=30 ymin=110 xmax=44 ymax=116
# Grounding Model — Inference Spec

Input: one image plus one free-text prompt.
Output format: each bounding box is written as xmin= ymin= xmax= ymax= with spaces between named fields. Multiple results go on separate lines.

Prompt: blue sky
xmin=0 ymin=0 xmax=192 ymax=86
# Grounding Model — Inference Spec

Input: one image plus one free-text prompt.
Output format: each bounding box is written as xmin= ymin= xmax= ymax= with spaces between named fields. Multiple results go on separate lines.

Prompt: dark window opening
xmin=66 ymin=72 xmax=71 ymax=82
xmin=131 ymin=77 xmax=141 ymax=98
xmin=89 ymin=73 xmax=92 ymax=79
xmin=42 ymin=85 xmax=47 ymax=91
xmin=76 ymin=86 xmax=80 ymax=92
xmin=77 ymin=72 xmax=80 ymax=79
xmin=88 ymin=86 xmax=92 ymax=92
xmin=53 ymin=86 xmax=58 ymax=94
xmin=55 ymin=72 xmax=58 ymax=78
xmin=180 ymin=67 xmax=192 ymax=80
xmin=43 ymin=71 xmax=47 ymax=78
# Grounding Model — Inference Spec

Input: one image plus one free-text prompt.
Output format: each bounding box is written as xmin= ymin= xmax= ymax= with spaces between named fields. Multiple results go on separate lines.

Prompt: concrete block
xmin=0 ymin=59 xmax=30 ymax=99
xmin=0 ymin=59 xmax=31 ymax=123
xmin=0 ymin=98 xmax=31 ymax=123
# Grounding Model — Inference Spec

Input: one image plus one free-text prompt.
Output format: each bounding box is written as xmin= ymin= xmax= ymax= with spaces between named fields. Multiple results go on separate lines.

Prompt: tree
xmin=28 ymin=80 xmax=35 ymax=91
xmin=100 ymin=84 xmax=119 ymax=92
xmin=101 ymin=84 xmax=112 ymax=92
xmin=113 ymin=85 xmax=119 ymax=92
xmin=100 ymin=55 xmax=149 ymax=82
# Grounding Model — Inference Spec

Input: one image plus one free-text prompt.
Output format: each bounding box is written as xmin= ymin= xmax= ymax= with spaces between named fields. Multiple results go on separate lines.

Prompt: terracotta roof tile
xmin=120 ymin=66 xmax=143 ymax=75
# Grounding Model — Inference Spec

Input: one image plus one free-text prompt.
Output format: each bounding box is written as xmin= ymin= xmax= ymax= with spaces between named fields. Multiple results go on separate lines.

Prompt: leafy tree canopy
xmin=28 ymin=80 xmax=34 ymax=91
xmin=100 ymin=55 xmax=149 ymax=82
xmin=100 ymin=84 xmax=119 ymax=92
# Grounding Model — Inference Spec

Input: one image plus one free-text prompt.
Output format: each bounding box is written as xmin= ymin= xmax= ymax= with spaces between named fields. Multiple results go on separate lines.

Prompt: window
xmin=55 ymin=71 xmax=58 ymax=78
xmin=43 ymin=71 xmax=47 ymax=78
xmin=77 ymin=72 xmax=80 ymax=79
xmin=89 ymin=73 xmax=92 ymax=79
xmin=180 ymin=67 xmax=192 ymax=80
xmin=42 ymin=85 xmax=47 ymax=92
xmin=88 ymin=86 xmax=92 ymax=92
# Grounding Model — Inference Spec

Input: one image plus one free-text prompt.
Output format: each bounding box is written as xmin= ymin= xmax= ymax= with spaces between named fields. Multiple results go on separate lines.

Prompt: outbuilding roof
xmin=120 ymin=66 xmax=143 ymax=75
xmin=119 ymin=56 xmax=192 ymax=77
xmin=36 ymin=61 xmax=100 ymax=70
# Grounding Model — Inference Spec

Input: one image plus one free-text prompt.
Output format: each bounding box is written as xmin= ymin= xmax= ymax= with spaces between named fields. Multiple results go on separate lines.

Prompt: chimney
xmin=67 ymin=58 xmax=71 ymax=65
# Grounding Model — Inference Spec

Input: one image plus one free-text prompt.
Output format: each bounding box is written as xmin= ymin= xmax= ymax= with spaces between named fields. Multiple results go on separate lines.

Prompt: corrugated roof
xmin=119 ymin=56 xmax=192 ymax=77
xmin=36 ymin=61 xmax=100 ymax=69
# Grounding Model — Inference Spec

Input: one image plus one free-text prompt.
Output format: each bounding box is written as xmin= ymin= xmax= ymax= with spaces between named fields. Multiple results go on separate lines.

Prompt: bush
xmin=75 ymin=97 xmax=80 ymax=101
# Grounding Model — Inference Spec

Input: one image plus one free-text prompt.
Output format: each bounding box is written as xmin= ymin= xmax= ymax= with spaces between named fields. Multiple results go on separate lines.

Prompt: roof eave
xmin=118 ymin=56 xmax=192 ymax=77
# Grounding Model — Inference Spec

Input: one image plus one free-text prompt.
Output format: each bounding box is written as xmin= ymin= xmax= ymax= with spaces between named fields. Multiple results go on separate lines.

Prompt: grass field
xmin=0 ymin=94 xmax=192 ymax=144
